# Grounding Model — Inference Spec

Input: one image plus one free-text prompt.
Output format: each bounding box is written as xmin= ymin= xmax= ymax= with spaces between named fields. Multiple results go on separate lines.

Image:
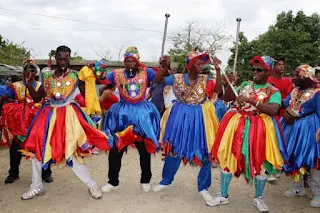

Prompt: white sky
xmin=0 ymin=0 xmax=320 ymax=67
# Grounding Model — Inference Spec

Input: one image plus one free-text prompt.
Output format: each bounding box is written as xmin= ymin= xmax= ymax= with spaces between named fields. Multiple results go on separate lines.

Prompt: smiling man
xmin=208 ymin=56 xmax=288 ymax=213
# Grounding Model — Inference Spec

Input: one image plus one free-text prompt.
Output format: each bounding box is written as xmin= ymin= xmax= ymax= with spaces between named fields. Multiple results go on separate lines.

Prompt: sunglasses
xmin=251 ymin=67 xmax=265 ymax=72
xmin=24 ymin=67 xmax=37 ymax=73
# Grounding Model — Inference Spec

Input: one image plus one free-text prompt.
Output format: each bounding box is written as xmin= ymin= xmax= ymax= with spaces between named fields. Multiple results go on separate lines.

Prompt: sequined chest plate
xmin=12 ymin=81 xmax=42 ymax=107
xmin=289 ymin=88 xmax=320 ymax=115
xmin=173 ymin=74 xmax=207 ymax=105
xmin=43 ymin=70 xmax=78 ymax=103
xmin=114 ymin=68 xmax=148 ymax=103
xmin=239 ymin=83 xmax=277 ymax=112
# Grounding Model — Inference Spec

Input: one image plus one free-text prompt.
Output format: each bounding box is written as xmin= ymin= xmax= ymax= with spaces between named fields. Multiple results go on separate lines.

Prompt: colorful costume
xmin=212 ymin=80 xmax=286 ymax=182
xmin=209 ymin=56 xmax=287 ymax=211
xmin=23 ymin=68 xmax=109 ymax=168
xmin=101 ymin=46 xmax=160 ymax=191
xmin=282 ymin=64 xmax=320 ymax=207
xmin=0 ymin=59 xmax=52 ymax=183
xmin=156 ymin=51 xmax=219 ymax=193
xmin=103 ymin=47 xmax=160 ymax=153
xmin=1 ymin=81 xmax=42 ymax=146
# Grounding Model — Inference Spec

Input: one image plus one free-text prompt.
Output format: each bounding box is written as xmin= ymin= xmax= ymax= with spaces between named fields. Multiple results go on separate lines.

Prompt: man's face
xmin=55 ymin=51 xmax=70 ymax=71
xmin=191 ymin=59 xmax=204 ymax=73
xmin=274 ymin=60 xmax=285 ymax=74
xmin=124 ymin=57 xmax=138 ymax=70
xmin=23 ymin=65 xmax=37 ymax=81
xmin=252 ymin=63 xmax=269 ymax=84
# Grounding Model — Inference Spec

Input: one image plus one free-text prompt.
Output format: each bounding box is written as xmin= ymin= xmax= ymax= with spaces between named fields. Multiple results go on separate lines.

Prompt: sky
xmin=0 ymin=0 xmax=320 ymax=67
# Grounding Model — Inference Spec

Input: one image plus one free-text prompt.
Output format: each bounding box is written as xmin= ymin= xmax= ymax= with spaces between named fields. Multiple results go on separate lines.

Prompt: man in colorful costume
xmin=20 ymin=46 xmax=110 ymax=200
xmin=0 ymin=60 xmax=53 ymax=184
xmin=208 ymin=56 xmax=287 ymax=212
xmin=152 ymin=51 xmax=222 ymax=204
xmin=99 ymin=46 xmax=164 ymax=193
xmin=282 ymin=64 xmax=320 ymax=208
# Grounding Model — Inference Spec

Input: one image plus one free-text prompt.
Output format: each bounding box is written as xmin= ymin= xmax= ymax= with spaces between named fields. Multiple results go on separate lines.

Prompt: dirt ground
xmin=0 ymin=148 xmax=318 ymax=213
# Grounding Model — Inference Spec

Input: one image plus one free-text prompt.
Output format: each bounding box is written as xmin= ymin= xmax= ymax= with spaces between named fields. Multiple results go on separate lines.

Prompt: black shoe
xmin=42 ymin=175 xmax=53 ymax=183
xmin=5 ymin=176 xmax=19 ymax=184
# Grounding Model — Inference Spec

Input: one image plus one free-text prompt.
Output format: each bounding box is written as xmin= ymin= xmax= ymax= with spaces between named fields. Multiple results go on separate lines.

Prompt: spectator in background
xmin=268 ymin=58 xmax=293 ymax=116
xmin=147 ymin=67 xmax=165 ymax=116
xmin=99 ymin=84 xmax=119 ymax=112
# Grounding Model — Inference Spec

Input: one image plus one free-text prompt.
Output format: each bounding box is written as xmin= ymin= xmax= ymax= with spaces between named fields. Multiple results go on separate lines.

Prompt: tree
xmin=94 ymin=45 xmax=113 ymax=61
xmin=0 ymin=35 xmax=31 ymax=66
xmin=228 ymin=11 xmax=320 ymax=83
xmin=71 ymin=52 xmax=83 ymax=60
xmin=168 ymin=21 xmax=231 ymax=72
xmin=49 ymin=49 xmax=56 ymax=57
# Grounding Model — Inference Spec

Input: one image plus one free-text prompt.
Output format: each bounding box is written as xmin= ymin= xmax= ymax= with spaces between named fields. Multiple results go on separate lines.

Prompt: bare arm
xmin=223 ymin=86 xmax=236 ymax=102
xmin=154 ymin=68 xmax=169 ymax=84
xmin=78 ymin=80 xmax=85 ymax=98
xmin=237 ymin=95 xmax=280 ymax=116
xmin=154 ymin=55 xmax=171 ymax=84
xmin=26 ymin=83 xmax=46 ymax=103
xmin=212 ymin=57 xmax=222 ymax=94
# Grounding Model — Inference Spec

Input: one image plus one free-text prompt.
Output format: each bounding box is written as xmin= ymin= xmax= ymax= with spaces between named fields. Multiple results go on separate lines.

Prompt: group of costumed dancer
xmin=0 ymin=44 xmax=319 ymax=212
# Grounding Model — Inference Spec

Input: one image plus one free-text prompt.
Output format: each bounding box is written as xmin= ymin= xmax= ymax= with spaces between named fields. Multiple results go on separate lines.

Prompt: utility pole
xmin=161 ymin=13 xmax=170 ymax=56
xmin=232 ymin=18 xmax=242 ymax=74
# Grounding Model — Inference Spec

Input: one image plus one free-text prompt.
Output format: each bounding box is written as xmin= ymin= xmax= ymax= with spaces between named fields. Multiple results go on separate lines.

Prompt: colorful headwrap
xmin=296 ymin=64 xmax=318 ymax=82
xmin=185 ymin=50 xmax=210 ymax=71
xmin=23 ymin=59 xmax=40 ymax=76
xmin=124 ymin=46 xmax=140 ymax=63
xmin=88 ymin=60 xmax=107 ymax=76
xmin=250 ymin=56 xmax=275 ymax=72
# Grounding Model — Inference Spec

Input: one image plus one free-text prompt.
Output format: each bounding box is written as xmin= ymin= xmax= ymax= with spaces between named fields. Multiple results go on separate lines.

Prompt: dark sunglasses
xmin=24 ymin=67 xmax=37 ymax=73
xmin=252 ymin=67 xmax=265 ymax=72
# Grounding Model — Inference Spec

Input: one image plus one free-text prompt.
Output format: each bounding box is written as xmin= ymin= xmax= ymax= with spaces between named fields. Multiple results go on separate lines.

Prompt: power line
xmin=0 ymin=7 xmax=165 ymax=33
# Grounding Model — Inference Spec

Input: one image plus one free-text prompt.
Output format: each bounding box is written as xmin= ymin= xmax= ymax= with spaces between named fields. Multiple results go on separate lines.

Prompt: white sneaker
xmin=284 ymin=188 xmax=306 ymax=198
xmin=275 ymin=173 xmax=281 ymax=178
xmin=91 ymin=147 xmax=100 ymax=155
xmin=101 ymin=183 xmax=119 ymax=193
xmin=199 ymin=190 xmax=214 ymax=203
xmin=310 ymin=196 xmax=320 ymax=208
xmin=253 ymin=197 xmax=269 ymax=212
xmin=266 ymin=175 xmax=276 ymax=182
xmin=21 ymin=188 xmax=45 ymax=200
xmin=206 ymin=194 xmax=229 ymax=207
xmin=141 ymin=183 xmax=151 ymax=192
xmin=89 ymin=186 xmax=102 ymax=199
xmin=152 ymin=184 xmax=169 ymax=192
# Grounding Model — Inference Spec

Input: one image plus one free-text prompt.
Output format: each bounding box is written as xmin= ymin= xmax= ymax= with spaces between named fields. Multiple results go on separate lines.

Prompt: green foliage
xmin=228 ymin=11 xmax=320 ymax=83
xmin=0 ymin=35 xmax=31 ymax=66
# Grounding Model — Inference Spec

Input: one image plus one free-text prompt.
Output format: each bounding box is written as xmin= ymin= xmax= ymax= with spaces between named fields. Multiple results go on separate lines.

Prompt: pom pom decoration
xmin=88 ymin=60 xmax=107 ymax=76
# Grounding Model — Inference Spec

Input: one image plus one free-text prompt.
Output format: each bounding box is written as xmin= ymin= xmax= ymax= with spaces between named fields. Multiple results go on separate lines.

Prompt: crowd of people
xmin=0 ymin=45 xmax=319 ymax=212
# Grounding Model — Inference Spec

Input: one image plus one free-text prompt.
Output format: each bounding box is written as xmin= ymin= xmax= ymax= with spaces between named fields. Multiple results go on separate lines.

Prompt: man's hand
xmin=159 ymin=55 xmax=171 ymax=69
xmin=316 ymin=129 xmax=320 ymax=143
xmin=25 ymin=70 xmax=35 ymax=85
xmin=212 ymin=56 xmax=221 ymax=72
xmin=236 ymin=95 xmax=249 ymax=105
